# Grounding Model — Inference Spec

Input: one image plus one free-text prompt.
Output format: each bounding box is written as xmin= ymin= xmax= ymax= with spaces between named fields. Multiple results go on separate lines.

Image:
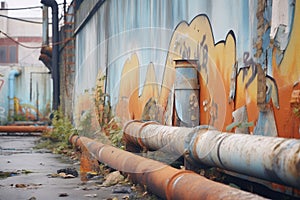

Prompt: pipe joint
xmin=166 ymin=170 xmax=195 ymax=200
xmin=123 ymin=120 xmax=159 ymax=152
xmin=40 ymin=0 xmax=58 ymax=10
xmin=184 ymin=125 xmax=216 ymax=167
xmin=8 ymin=69 xmax=21 ymax=80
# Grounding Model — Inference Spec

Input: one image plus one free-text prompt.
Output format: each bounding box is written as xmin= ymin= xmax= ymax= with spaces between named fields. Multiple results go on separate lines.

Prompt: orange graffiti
xmin=116 ymin=15 xmax=236 ymax=131
xmin=112 ymin=8 xmax=300 ymax=138
xmin=272 ymin=1 xmax=300 ymax=138
xmin=116 ymin=54 xmax=160 ymax=124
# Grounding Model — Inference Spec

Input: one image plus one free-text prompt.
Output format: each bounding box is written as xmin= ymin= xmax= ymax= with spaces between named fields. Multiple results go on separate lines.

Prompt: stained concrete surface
xmin=0 ymin=136 xmax=136 ymax=200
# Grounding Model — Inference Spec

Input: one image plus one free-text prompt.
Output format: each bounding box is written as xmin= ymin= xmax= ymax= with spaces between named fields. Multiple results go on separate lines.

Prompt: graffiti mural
xmin=116 ymin=14 xmax=236 ymax=131
xmin=112 ymin=6 xmax=300 ymax=138
xmin=0 ymin=79 xmax=4 ymax=91
xmin=0 ymin=73 xmax=6 ymax=124
xmin=271 ymin=2 xmax=300 ymax=138
xmin=71 ymin=1 xmax=300 ymax=139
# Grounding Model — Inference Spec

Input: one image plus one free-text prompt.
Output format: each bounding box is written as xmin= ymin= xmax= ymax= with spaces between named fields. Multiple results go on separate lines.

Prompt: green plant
xmin=49 ymin=109 xmax=76 ymax=142
xmin=37 ymin=108 xmax=77 ymax=154
xmin=293 ymin=106 xmax=300 ymax=118
xmin=101 ymin=118 xmax=124 ymax=149
xmin=108 ymin=123 xmax=124 ymax=149
xmin=13 ymin=113 xmax=26 ymax=121
xmin=94 ymin=75 xmax=112 ymax=127
xmin=77 ymin=110 xmax=94 ymax=138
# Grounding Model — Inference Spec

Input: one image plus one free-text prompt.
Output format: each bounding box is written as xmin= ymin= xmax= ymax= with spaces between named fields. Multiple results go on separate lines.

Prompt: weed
xmin=293 ymin=106 xmax=300 ymax=118
xmin=36 ymin=108 xmax=76 ymax=154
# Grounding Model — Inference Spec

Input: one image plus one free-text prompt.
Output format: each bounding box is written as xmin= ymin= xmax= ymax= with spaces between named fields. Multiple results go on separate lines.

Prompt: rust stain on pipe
xmin=0 ymin=126 xmax=51 ymax=132
xmin=70 ymin=135 xmax=266 ymax=200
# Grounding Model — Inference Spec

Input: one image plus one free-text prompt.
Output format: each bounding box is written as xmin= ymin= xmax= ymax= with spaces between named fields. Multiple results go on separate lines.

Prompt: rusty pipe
xmin=0 ymin=126 xmax=51 ymax=132
xmin=69 ymin=135 xmax=265 ymax=200
xmin=123 ymin=121 xmax=300 ymax=189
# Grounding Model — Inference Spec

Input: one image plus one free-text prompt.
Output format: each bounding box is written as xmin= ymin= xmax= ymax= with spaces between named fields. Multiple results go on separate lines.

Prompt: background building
xmin=0 ymin=0 xmax=52 ymax=124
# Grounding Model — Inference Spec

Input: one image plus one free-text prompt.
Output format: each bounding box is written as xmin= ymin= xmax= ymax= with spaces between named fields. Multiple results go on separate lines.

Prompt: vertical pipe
xmin=63 ymin=0 xmax=66 ymax=23
xmin=30 ymin=72 xmax=33 ymax=102
xmin=41 ymin=0 xmax=60 ymax=111
xmin=42 ymin=6 xmax=49 ymax=46
xmin=36 ymin=82 xmax=39 ymax=121
xmin=8 ymin=69 xmax=20 ymax=122
xmin=173 ymin=59 xmax=200 ymax=127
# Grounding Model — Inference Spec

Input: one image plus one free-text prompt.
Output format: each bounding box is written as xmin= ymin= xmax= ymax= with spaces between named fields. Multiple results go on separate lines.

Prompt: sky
xmin=4 ymin=0 xmax=72 ymax=18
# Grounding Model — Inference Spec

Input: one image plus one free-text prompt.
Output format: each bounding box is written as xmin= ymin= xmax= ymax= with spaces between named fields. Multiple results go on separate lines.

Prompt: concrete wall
xmin=0 ymin=66 xmax=52 ymax=124
xmin=71 ymin=0 xmax=300 ymax=138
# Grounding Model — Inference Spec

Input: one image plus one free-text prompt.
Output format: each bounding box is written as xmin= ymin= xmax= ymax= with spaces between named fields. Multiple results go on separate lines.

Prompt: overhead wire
xmin=0 ymin=30 xmax=74 ymax=49
xmin=0 ymin=5 xmax=42 ymax=11
xmin=0 ymin=2 xmax=73 ymax=49
xmin=0 ymin=14 xmax=45 ymax=24
xmin=0 ymin=30 xmax=43 ymax=49
xmin=0 ymin=2 xmax=69 ymax=24
xmin=0 ymin=3 xmax=64 ymax=11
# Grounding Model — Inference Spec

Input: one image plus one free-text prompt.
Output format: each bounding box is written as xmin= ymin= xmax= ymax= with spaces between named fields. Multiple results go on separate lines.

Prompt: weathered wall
xmin=0 ymin=66 xmax=9 ymax=124
xmin=0 ymin=66 xmax=52 ymax=124
xmin=72 ymin=0 xmax=299 ymax=138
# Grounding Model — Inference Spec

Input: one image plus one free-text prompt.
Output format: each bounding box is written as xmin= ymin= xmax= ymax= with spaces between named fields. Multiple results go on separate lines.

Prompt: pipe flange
xmin=123 ymin=119 xmax=143 ymax=133
xmin=137 ymin=121 xmax=161 ymax=150
xmin=166 ymin=170 xmax=196 ymax=200
xmin=184 ymin=125 xmax=216 ymax=166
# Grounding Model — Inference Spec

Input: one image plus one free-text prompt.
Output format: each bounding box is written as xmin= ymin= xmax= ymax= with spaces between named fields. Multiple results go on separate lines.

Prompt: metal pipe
xmin=0 ymin=126 xmax=51 ymax=132
xmin=173 ymin=59 xmax=200 ymax=127
xmin=42 ymin=5 xmax=49 ymax=46
xmin=41 ymin=0 xmax=60 ymax=110
xmin=69 ymin=135 xmax=265 ymax=200
xmin=8 ymin=69 xmax=21 ymax=121
xmin=123 ymin=121 xmax=300 ymax=189
xmin=123 ymin=120 xmax=190 ymax=156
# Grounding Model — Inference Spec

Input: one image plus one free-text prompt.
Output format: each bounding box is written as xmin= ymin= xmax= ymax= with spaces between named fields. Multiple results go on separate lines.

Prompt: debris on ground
xmin=57 ymin=168 xmax=78 ymax=177
xmin=112 ymin=186 xmax=132 ymax=194
xmin=47 ymin=168 xmax=79 ymax=179
xmin=13 ymin=183 xmax=42 ymax=189
xmin=58 ymin=193 xmax=69 ymax=197
xmin=0 ymin=169 xmax=33 ymax=178
xmin=102 ymin=171 xmax=125 ymax=187
xmin=84 ymin=193 xmax=97 ymax=198
xmin=106 ymin=197 xmax=118 ymax=200
xmin=86 ymin=171 xmax=103 ymax=180
xmin=58 ymin=172 xmax=76 ymax=179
